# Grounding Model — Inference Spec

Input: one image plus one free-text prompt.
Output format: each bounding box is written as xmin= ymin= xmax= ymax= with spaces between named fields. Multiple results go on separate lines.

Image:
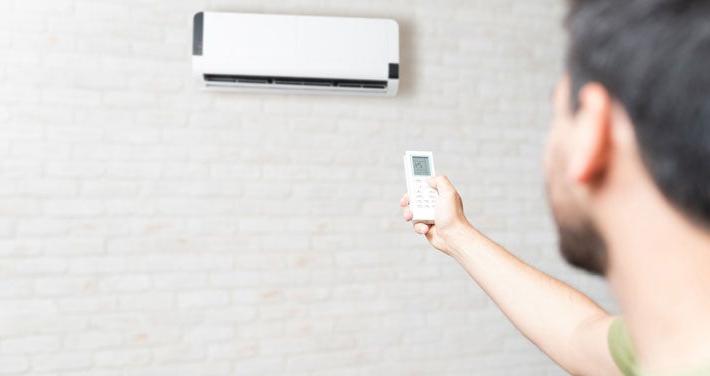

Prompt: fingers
xmin=424 ymin=225 xmax=436 ymax=242
xmin=429 ymin=176 xmax=457 ymax=196
xmin=401 ymin=193 xmax=413 ymax=221
xmin=414 ymin=223 xmax=429 ymax=234
xmin=399 ymin=193 xmax=409 ymax=207
xmin=403 ymin=208 xmax=413 ymax=221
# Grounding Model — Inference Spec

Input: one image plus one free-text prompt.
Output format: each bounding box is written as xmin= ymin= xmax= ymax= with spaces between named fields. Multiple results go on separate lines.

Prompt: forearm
xmin=448 ymin=225 xmax=614 ymax=374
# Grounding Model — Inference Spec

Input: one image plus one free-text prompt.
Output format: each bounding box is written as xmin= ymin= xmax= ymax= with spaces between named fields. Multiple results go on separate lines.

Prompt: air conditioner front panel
xmin=192 ymin=12 xmax=400 ymax=95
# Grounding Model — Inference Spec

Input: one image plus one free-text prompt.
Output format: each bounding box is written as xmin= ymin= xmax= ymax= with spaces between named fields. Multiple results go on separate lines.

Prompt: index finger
xmin=399 ymin=193 xmax=409 ymax=207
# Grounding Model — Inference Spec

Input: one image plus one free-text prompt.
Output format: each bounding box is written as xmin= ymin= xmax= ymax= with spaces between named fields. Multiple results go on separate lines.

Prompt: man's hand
xmin=400 ymin=176 xmax=475 ymax=257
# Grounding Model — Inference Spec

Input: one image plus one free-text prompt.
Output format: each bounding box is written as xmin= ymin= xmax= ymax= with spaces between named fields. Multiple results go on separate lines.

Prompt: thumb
xmin=429 ymin=176 xmax=456 ymax=196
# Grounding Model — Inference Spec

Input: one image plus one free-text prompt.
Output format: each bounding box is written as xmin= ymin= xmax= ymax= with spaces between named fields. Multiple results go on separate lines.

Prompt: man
xmin=400 ymin=1 xmax=710 ymax=375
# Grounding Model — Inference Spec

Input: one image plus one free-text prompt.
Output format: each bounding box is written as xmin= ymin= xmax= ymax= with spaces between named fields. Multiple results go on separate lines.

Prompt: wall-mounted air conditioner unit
xmin=192 ymin=12 xmax=400 ymax=96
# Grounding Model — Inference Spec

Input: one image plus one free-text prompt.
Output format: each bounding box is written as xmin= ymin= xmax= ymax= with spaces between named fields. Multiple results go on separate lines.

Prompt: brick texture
xmin=0 ymin=0 xmax=616 ymax=375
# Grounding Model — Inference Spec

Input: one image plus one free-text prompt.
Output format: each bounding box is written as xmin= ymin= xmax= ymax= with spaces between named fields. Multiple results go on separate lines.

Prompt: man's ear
xmin=568 ymin=83 xmax=613 ymax=185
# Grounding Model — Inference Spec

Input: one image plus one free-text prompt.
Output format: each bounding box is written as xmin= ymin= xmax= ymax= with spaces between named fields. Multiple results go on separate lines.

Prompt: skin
xmin=401 ymin=77 xmax=710 ymax=375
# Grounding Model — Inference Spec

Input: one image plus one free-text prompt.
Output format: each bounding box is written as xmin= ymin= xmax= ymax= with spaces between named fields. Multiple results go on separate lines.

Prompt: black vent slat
xmin=303 ymin=81 xmax=334 ymax=87
xmin=204 ymin=74 xmax=386 ymax=90
xmin=236 ymin=78 xmax=269 ymax=84
xmin=274 ymin=80 xmax=303 ymax=85
xmin=206 ymin=75 xmax=235 ymax=82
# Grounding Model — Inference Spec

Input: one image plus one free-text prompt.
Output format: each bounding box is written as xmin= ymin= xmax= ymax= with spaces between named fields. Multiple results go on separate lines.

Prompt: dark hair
xmin=566 ymin=0 xmax=710 ymax=226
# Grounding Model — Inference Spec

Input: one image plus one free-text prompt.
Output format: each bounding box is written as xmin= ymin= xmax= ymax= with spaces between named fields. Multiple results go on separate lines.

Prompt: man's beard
xmin=544 ymin=146 xmax=609 ymax=276
xmin=556 ymin=216 xmax=608 ymax=276
xmin=546 ymin=175 xmax=609 ymax=275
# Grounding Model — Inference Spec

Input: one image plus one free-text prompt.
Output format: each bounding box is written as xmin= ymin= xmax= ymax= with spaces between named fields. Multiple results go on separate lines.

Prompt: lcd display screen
xmin=412 ymin=156 xmax=431 ymax=176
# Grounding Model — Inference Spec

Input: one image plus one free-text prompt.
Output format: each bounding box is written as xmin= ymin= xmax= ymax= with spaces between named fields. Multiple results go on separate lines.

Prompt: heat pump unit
xmin=192 ymin=12 xmax=400 ymax=96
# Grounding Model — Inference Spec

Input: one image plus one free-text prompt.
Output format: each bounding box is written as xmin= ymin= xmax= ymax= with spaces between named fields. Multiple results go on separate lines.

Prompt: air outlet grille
xmin=204 ymin=74 xmax=388 ymax=90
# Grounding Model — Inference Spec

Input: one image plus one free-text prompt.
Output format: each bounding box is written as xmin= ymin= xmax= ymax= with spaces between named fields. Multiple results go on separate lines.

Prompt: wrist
xmin=445 ymin=222 xmax=482 ymax=260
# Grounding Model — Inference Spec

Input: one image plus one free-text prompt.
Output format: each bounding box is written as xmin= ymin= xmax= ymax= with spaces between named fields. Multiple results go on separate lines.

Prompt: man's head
xmin=545 ymin=0 xmax=710 ymax=275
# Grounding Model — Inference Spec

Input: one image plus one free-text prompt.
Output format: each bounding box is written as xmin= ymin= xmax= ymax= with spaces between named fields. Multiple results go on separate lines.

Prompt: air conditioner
xmin=192 ymin=12 xmax=400 ymax=96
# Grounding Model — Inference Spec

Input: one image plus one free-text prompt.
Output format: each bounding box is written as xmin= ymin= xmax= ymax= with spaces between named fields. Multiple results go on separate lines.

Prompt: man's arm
xmin=401 ymin=176 xmax=620 ymax=376
xmin=450 ymin=226 xmax=618 ymax=375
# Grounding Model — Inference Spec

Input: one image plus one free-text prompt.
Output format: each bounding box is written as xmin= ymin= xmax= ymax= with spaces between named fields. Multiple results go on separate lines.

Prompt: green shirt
xmin=609 ymin=318 xmax=639 ymax=376
xmin=608 ymin=319 xmax=710 ymax=376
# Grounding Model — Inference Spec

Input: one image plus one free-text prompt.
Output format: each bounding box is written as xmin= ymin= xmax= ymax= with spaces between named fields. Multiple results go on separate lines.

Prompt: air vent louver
xmin=204 ymin=74 xmax=387 ymax=90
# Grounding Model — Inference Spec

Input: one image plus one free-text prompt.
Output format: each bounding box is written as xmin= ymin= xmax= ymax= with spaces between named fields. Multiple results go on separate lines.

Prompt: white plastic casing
xmin=403 ymin=151 xmax=438 ymax=224
xmin=192 ymin=12 xmax=400 ymax=96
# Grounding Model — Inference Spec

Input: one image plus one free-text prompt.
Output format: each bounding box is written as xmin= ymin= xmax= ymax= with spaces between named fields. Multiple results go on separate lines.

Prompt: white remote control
xmin=403 ymin=151 xmax=438 ymax=224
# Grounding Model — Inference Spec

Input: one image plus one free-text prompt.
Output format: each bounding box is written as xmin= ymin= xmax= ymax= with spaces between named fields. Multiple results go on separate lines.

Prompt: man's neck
xmin=603 ymin=186 xmax=710 ymax=374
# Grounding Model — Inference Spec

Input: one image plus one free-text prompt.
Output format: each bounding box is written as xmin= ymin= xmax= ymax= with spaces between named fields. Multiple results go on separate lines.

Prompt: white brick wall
xmin=0 ymin=0 xmax=617 ymax=374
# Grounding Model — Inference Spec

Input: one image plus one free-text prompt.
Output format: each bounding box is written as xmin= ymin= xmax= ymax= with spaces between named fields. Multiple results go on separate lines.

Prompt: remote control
xmin=403 ymin=151 xmax=438 ymax=224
